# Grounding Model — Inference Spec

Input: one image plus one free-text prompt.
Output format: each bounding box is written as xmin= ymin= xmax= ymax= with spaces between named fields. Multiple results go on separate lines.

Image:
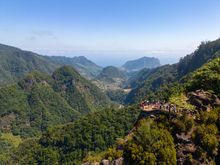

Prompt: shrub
xmin=123 ymin=119 xmax=176 ymax=165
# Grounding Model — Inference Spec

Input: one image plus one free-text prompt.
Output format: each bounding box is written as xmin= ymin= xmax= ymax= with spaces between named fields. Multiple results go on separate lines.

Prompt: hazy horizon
xmin=35 ymin=49 xmax=183 ymax=67
xmin=1 ymin=0 xmax=220 ymax=66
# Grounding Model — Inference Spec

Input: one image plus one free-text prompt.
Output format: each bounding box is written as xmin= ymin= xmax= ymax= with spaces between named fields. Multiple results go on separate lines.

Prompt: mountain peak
xmin=122 ymin=56 xmax=160 ymax=72
xmin=47 ymin=56 xmax=102 ymax=79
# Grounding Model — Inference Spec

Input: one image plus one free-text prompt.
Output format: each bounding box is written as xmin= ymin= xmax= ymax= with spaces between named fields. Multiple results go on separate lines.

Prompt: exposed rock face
xmin=101 ymin=159 xmax=110 ymax=165
xmin=111 ymin=157 xmax=124 ymax=165
xmin=82 ymin=162 xmax=100 ymax=165
xmin=122 ymin=56 xmax=160 ymax=72
xmin=82 ymin=158 xmax=124 ymax=165
xmin=187 ymin=90 xmax=220 ymax=111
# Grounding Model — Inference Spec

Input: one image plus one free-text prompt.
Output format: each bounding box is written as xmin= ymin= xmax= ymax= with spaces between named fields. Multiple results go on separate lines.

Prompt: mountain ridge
xmin=96 ymin=66 xmax=127 ymax=83
xmin=121 ymin=56 xmax=160 ymax=72
xmin=46 ymin=55 xmax=103 ymax=79
xmin=0 ymin=66 xmax=111 ymax=137
xmin=125 ymin=38 xmax=220 ymax=104
xmin=0 ymin=44 xmax=103 ymax=84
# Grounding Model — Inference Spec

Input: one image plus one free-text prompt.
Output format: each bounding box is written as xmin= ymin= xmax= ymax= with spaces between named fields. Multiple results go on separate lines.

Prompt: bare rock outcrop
xmin=82 ymin=158 xmax=124 ymax=165
xmin=187 ymin=89 xmax=220 ymax=111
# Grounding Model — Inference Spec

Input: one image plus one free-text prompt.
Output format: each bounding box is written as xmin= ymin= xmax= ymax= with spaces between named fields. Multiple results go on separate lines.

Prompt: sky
xmin=0 ymin=0 xmax=220 ymax=66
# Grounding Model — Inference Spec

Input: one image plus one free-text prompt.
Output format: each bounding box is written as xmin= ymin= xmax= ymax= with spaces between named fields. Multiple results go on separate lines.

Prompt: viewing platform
xmin=141 ymin=105 xmax=160 ymax=112
xmin=139 ymin=102 xmax=178 ymax=119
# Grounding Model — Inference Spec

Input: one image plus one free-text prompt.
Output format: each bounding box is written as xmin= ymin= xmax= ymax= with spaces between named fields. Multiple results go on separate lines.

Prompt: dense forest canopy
xmin=0 ymin=38 xmax=220 ymax=164
xmin=0 ymin=66 xmax=110 ymax=137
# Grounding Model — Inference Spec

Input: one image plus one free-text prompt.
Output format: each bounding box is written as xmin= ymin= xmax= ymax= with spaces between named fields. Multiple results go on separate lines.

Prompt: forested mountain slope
xmin=125 ymin=38 xmax=220 ymax=104
xmin=0 ymin=66 xmax=110 ymax=137
xmin=52 ymin=66 xmax=110 ymax=113
xmin=8 ymin=57 xmax=220 ymax=165
xmin=0 ymin=44 xmax=103 ymax=84
xmin=96 ymin=66 xmax=127 ymax=83
xmin=10 ymin=106 xmax=140 ymax=164
xmin=1 ymin=45 xmax=220 ymax=165
xmin=0 ymin=44 xmax=57 ymax=84
xmin=82 ymin=57 xmax=220 ymax=165
xmin=46 ymin=56 xmax=102 ymax=79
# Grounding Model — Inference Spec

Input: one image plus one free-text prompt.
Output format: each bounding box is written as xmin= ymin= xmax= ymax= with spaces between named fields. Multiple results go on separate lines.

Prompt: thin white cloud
xmin=26 ymin=30 xmax=58 ymax=42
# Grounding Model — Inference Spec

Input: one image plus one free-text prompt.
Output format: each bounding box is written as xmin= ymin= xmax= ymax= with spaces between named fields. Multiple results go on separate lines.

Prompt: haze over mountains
xmin=46 ymin=56 xmax=102 ymax=78
xmin=125 ymin=39 xmax=220 ymax=103
xmin=0 ymin=38 xmax=219 ymax=164
xmin=122 ymin=56 xmax=160 ymax=72
xmin=0 ymin=37 xmax=220 ymax=164
xmin=1 ymin=0 xmax=220 ymax=164
xmin=0 ymin=43 xmax=161 ymax=84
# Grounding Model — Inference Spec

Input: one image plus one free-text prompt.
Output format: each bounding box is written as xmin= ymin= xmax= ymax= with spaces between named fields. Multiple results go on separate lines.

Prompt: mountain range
xmin=125 ymin=38 xmax=220 ymax=104
xmin=0 ymin=38 xmax=220 ymax=164
xmin=45 ymin=56 xmax=102 ymax=78
xmin=96 ymin=66 xmax=127 ymax=83
xmin=0 ymin=44 xmax=103 ymax=84
xmin=0 ymin=44 xmax=57 ymax=85
xmin=0 ymin=43 xmax=160 ymax=86
xmin=7 ymin=38 xmax=220 ymax=164
xmin=0 ymin=66 xmax=110 ymax=137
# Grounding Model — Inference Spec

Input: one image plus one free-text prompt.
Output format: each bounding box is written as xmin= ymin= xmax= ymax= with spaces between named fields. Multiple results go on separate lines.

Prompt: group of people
xmin=140 ymin=100 xmax=177 ymax=113
xmin=140 ymin=100 xmax=163 ymax=110
xmin=163 ymin=103 xmax=177 ymax=113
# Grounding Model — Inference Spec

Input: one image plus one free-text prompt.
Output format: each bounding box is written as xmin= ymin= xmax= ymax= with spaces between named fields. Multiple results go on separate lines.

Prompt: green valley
xmin=0 ymin=38 xmax=219 ymax=164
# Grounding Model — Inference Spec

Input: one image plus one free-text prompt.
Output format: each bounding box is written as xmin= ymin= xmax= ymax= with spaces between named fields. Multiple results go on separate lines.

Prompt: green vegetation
xmin=52 ymin=66 xmax=110 ymax=114
xmin=0 ymin=44 xmax=57 ymax=85
xmin=125 ymin=64 xmax=178 ymax=103
xmin=106 ymin=89 xmax=127 ymax=104
xmin=193 ymin=108 xmax=220 ymax=158
xmin=0 ymin=44 xmax=104 ymax=85
xmin=0 ymin=66 xmax=110 ymax=137
xmin=46 ymin=56 xmax=102 ymax=79
xmin=0 ymin=133 xmax=22 ymax=163
xmin=169 ymin=93 xmax=195 ymax=110
xmin=96 ymin=66 xmax=127 ymax=83
xmin=178 ymin=39 xmax=220 ymax=76
xmin=9 ymin=106 xmax=140 ymax=164
xmin=122 ymin=54 xmax=220 ymax=163
xmin=0 ymin=38 xmax=220 ymax=164
xmin=123 ymin=119 xmax=176 ymax=165
xmin=187 ymin=57 xmax=220 ymax=97
xmin=126 ymin=38 xmax=220 ymax=104
xmin=83 ymin=147 xmax=123 ymax=163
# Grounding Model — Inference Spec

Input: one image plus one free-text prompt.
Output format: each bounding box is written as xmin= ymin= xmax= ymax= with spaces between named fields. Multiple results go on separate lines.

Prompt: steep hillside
xmin=0 ymin=44 xmax=103 ymax=85
xmin=52 ymin=66 xmax=110 ymax=113
xmin=177 ymin=39 xmax=220 ymax=77
xmin=125 ymin=64 xmax=178 ymax=103
xmin=122 ymin=56 xmax=160 ymax=72
xmin=46 ymin=56 xmax=102 ymax=79
xmin=3 ymin=53 xmax=220 ymax=165
xmin=10 ymin=106 xmax=140 ymax=164
xmin=186 ymin=57 xmax=220 ymax=97
xmin=96 ymin=66 xmax=127 ymax=83
xmin=0 ymin=66 xmax=110 ymax=137
xmin=94 ymin=66 xmax=128 ymax=103
xmin=124 ymin=68 xmax=151 ymax=89
xmin=0 ymin=44 xmax=57 ymax=84
xmin=126 ymin=38 xmax=220 ymax=104
xmin=82 ymin=57 xmax=220 ymax=165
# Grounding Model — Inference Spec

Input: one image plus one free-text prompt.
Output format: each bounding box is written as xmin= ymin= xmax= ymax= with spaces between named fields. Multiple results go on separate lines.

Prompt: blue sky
xmin=0 ymin=0 xmax=220 ymax=66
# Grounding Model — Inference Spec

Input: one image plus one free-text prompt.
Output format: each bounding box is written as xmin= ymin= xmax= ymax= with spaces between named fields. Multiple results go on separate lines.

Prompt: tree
xmin=123 ymin=119 xmax=176 ymax=165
